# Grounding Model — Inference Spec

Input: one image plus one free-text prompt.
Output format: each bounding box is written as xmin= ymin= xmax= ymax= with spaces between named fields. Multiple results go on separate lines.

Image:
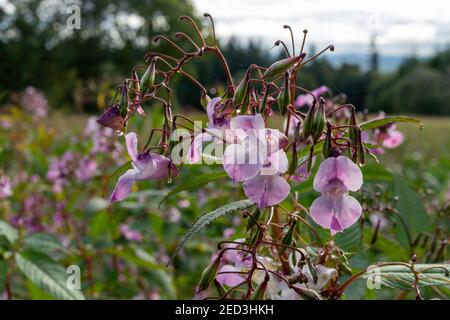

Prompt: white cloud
xmin=193 ymin=0 xmax=450 ymax=56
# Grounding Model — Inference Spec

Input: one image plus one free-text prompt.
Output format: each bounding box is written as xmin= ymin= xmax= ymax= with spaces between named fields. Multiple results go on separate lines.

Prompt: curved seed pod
xmin=262 ymin=53 xmax=305 ymax=79
xmin=200 ymin=92 xmax=211 ymax=109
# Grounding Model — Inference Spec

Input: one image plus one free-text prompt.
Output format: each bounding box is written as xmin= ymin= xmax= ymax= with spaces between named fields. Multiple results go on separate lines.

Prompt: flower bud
xmin=197 ymin=256 xmax=221 ymax=292
xmin=233 ymin=69 xmax=251 ymax=106
xmin=262 ymin=53 xmax=305 ymax=79
xmin=349 ymin=108 xmax=364 ymax=165
xmin=140 ymin=58 xmax=156 ymax=95
xmin=322 ymin=122 xmax=333 ymax=158
xmin=251 ymin=277 xmax=269 ymax=300
xmin=276 ymin=73 xmax=291 ymax=116
xmin=97 ymin=104 xmax=125 ymax=131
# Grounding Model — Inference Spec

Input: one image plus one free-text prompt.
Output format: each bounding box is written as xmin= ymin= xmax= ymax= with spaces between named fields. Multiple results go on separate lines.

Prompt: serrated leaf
xmin=362 ymin=263 xmax=450 ymax=290
xmin=0 ymin=220 xmax=18 ymax=244
xmin=15 ymin=250 xmax=85 ymax=300
xmin=360 ymin=116 xmax=422 ymax=131
xmin=158 ymin=171 xmax=228 ymax=208
xmin=23 ymin=233 xmax=69 ymax=256
xmin=172 ymin=200 xmax=255 ymax=260
xmin=335 ymin=223 xmax=361 ymax=252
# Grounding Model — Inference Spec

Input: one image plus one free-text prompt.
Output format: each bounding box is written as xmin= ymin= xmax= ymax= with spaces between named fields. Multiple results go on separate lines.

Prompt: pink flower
xmin=21 ymin=86 xmax=48 ymax=118
xmin=310 ymin=156 xmax=363 ymax=235
xmin=0 ymin=176 xmax=12 ymax=199
xmin=110 ymin=132 xmax=178 ymax=202
xmin=222 ymin=114 xmax=290 ymax=209
xmin=97 ymin=105 xmax=125 ymax=132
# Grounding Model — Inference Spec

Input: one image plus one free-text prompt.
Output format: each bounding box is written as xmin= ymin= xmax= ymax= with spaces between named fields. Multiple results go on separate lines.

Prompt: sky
xmin=192 ymin=0 xmax=450 ymax=58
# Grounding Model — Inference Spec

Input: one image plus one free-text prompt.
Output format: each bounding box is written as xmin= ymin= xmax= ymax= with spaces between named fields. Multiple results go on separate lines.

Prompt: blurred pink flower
xmin=0 ymin=176 xmax=12 ymax=199
xmin=295 ymin=86 xmax=329 ymax=108
xmin=119 ymin=224 xmax=143 ymax=242
xmin=75 ymin=157 xmax=97 ymax=182
xmin=21 ymin=86 xmax=48 ymax=118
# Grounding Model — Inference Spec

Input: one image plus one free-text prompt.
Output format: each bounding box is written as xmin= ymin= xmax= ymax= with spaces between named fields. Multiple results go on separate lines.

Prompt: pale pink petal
xmin=217 ymin=265 xmax=245 ymax=287
xmin=313 ymin=157 xmax=337 ymax=192
xmin=260 ymin=149 xmax=288 ymax=176
xmin=230 ymin=114 xmax=265 ymax=131
xmin=223 ymin=143 xmax=263 ymax=182
xmin=310 ymin=194 xmax=362 ymax=235
xmin=125 ymin=132 xmax=139 ymax=161
xmin=243 ymin=175 xmax=290 ymax=209
xmin=335 ymin=156 xmax=363 ymax=191
xmin=136 ymin=105 xmax=146 ymax=116
xmin=135 ymin=153 xmax=177 ymax=180
xmin=110 ymin=169 xmax=136 ymax=202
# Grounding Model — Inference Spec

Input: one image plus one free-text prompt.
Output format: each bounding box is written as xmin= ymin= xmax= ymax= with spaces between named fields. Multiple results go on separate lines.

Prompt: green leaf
xmin=362 ymin=263 xmax=450 ymax=290
xmin=0 ymin=220 xmax=18 ymax=244
xmin=335 ymin=223 xmax=361 ymax=252
xmin=360 ymin=116 xmax=422 ymax=131
xmin=15 ymin=250 xmax=85 ymax=300
xmin=393 ymin=175 xmax=431 ymax=247
xmin=158 ymin=171 xmax=228 ymax=208
xmin=172 ymin=199 xmax=255 ymax=259
xmin=23 ymin=233 xmax=69 ymax=256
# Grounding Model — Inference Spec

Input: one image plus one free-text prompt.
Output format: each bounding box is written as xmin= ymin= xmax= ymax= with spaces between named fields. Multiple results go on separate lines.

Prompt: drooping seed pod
xmin=303 ymin=103 xmax=315 ymax=140
xmin=258 ymin=85 xmax=270 ymax=114
xmin=233 ymin=68 xmax=251 ymax=107
xmin=246 ymin=207 xmax=261 ymax=231
xmin=140 ymin=58 xmax=156 ymax=95
xmin=311 ymin=98 xmax=326 ymax=142
xmin=276 ymin=73 xmax=291 ymax=116
xmin=262 ymin=53 xmax=305 ymax=79
xmin=197 ymin=256 xmax=221 ymax=292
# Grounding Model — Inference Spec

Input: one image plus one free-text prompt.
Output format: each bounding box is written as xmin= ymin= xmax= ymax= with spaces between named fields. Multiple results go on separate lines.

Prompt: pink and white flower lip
xmin=119 ymin=224 xmax=143 ymax=242
xmin=110 ymin=132 xmax=178 ymax=202
xmin=310 ymin=156 xmax=363 ymax=235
